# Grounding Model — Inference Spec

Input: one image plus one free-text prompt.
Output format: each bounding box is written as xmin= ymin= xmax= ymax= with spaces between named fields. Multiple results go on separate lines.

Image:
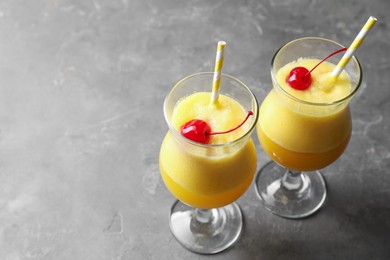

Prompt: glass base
xmin=255 ymin=161 xmax=327 ymax=219
xmin=169 ymin=200 xmax=242 ymax=254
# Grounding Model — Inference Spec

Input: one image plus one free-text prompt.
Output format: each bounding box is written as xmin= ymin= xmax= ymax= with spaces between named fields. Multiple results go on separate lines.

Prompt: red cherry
xmin=180 ymin=119 xmax=211 ymax=144
xmin=179 ymin=111 xmax=254 ymax=144
xmin=286 ymin=67 xmax=312 ymax=90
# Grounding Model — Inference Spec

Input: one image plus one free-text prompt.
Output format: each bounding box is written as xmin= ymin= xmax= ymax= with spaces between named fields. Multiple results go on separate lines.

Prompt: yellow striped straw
xmin=211 ymin=41 xmax=226 ymax=104
xmin=331 ymin=16 xmax=377 ymax=77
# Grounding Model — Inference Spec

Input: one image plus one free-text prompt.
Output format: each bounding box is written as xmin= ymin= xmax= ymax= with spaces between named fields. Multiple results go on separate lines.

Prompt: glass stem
xmin=191 ymin=208 xmax=223 ymax=236
xmin=282 ymin=170 xmax=303 ymax=191
xmin=195 ymin=208 xmax=214 ymax=224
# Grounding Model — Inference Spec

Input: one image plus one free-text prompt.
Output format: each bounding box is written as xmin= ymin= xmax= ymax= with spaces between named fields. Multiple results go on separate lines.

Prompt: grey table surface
xmin=0 ymin=0 xmax=389 ymax=259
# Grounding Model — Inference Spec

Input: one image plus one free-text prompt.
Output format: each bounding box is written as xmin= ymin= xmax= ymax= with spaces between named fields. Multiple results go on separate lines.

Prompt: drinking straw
xmin=331 ymin=16 xmax=377 ymax=77
xmin=210 ymin=41 xmax=226 ymax=104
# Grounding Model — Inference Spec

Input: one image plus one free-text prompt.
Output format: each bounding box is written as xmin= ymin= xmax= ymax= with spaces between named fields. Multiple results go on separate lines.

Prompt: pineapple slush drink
xmin=258 ymin=58 xmax=353 ymax=171
xmin=160 ymin=92 xmax=257 ymax=209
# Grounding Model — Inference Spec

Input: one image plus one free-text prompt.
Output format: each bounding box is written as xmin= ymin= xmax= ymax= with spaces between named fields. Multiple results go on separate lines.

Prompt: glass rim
xmin=270 ymin=37 xmax=363 ymax=106
xmin=163 ymin=72 xmax=259 ymax=148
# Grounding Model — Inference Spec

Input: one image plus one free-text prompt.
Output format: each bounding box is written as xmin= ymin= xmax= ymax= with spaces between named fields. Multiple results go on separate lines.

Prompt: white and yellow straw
xmin=331 ymin=16 xmax=377 ymax=77
xmin=210 ymin=41 xmax=226 ymax=104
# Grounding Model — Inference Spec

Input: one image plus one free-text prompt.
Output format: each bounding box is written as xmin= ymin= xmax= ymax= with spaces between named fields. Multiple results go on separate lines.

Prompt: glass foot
xmin=169 ymin=200 xmax=242 ymax=254
xmin=255 ymin=161 xmax=327 ymax=219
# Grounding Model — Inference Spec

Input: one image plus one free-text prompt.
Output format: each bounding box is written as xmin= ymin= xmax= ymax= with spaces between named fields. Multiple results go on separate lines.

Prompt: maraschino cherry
xmin=180 ymin=119 xmax=212 ymax=144
xmin=286 ymin=67 xmax=312 ymax=90
xmin=286 ymin=47 xmax=347 ymax=90
xmin=180 ymin=111 xmax=253 ymax=144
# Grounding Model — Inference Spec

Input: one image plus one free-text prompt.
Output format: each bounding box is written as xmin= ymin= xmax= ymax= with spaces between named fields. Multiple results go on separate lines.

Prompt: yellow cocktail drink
xmin=160 ymin=92 xmax=257 ymax=209
xmin=258 ymin=58 xmax=353 ymax=171
xmin=160 ymin=72 xmax=258 ymax=253
xmin=255 ymin=37 xmax=362 ymax=219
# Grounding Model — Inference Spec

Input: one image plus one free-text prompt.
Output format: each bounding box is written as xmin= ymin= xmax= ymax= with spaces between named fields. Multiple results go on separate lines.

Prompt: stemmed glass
xmin=255 ymin=37 xmax=362 ymax=218
xmin=159 ymin=72 xmax=258 ymax=254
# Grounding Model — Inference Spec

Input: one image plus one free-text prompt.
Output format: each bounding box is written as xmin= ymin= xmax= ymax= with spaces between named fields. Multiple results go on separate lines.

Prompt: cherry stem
xmin=208 ymin=111 xmax=253 ymax=136
xmin=303 ymin=47 xmax=347 ymax=78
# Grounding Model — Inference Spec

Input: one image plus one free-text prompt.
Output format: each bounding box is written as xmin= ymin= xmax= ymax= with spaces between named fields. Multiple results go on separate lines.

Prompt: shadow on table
xmin=240 ymin=169 xmax=390 ymax=260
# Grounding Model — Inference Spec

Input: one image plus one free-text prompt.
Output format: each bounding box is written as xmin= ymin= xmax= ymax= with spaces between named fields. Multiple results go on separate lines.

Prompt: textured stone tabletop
xmin=0 ymin=0 xmax=389 ymax=259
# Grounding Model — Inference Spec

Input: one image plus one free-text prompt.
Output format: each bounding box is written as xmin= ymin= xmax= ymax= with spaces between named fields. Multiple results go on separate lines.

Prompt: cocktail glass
xmin=160 ymin=72 xmax=258 ymax=254
xmin=255 ymin=37 xmax=362 ymax=218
